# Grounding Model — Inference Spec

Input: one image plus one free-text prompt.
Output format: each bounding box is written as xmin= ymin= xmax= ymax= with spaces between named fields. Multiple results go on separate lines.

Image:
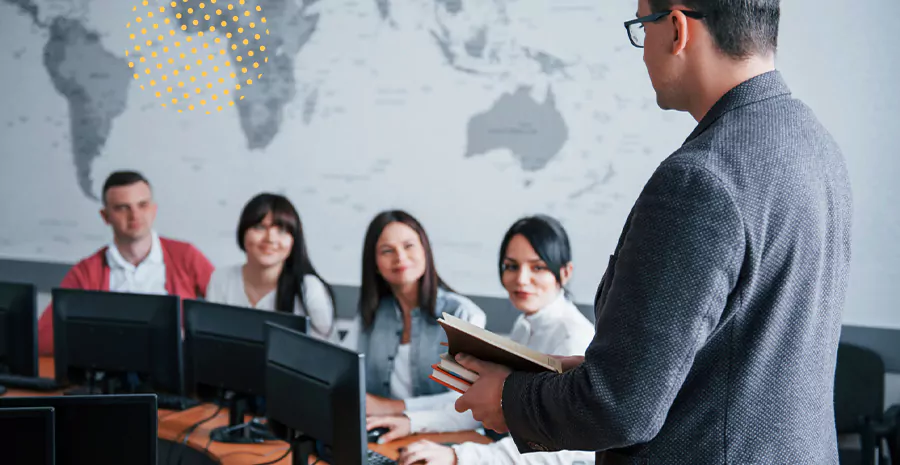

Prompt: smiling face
xmin=501 ymin=234 xmax=571 ymax=314
xmin=242 ymin=212 xmax=294 ymax=269
xmin=375 ymin=221 xmax=428 ymax=289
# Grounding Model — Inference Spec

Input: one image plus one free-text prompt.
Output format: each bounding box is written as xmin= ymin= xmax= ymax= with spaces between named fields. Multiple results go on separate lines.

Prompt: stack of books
xmin=429 ymin=352 xmax=480 ymax=394
xmin=429 ymin=312 xmax=563 ymax=394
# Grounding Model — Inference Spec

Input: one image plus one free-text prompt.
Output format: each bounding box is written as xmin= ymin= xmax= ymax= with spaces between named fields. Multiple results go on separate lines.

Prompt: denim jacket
xmin=357 ymin=288 xmax=486 ymax=398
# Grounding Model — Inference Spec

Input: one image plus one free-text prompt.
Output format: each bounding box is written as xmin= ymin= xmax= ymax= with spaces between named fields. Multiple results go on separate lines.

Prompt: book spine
xmin=428 ymin=375 xmax=468 ymax=395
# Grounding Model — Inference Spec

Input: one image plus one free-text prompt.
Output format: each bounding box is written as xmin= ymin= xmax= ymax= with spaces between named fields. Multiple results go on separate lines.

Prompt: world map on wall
xmin=0 ymin=0 xmax=695 ymax=301
xmin=5 ymin=0 xmax=575 ymax=200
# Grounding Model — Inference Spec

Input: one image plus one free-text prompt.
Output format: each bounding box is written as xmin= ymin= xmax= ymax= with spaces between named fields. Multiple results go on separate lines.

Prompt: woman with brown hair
xmin=341 ymin=209 xmax=486 ymax=419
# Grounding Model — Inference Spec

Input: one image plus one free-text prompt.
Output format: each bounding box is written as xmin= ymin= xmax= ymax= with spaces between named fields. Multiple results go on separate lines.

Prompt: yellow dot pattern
xmin=127 ymin=0 xmax=269 ymax=114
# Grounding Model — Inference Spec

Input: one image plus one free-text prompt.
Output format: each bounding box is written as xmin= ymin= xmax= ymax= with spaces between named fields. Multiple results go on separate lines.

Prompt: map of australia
xmin=466 ymin=86 xmax=568 ymax=172
xmin=419 ymin=0 xmax=572 ymax=172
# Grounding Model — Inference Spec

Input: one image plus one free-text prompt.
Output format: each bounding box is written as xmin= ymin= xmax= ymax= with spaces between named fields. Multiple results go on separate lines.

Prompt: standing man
xmin=454 ymin=1 xmax=852 ymax=464
xmin=38 ymin=171 xmax=215 ymax=355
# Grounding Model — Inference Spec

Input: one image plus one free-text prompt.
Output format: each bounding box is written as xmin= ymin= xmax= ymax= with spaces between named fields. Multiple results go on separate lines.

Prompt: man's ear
xmin=559 ymin=262 xmax=574 ymax=286
xmin=670 ymin=10 xmax=690 ymax=55
xmin=99 ymin=208 xmax=110 ymax=225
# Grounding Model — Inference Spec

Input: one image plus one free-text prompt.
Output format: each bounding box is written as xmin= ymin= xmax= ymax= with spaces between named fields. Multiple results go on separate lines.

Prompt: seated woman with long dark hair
xmin=341 ymin=209 xmax=487 ymax=420
xmin=205 ymin=193 xmax=336 ymax=340
xmin=369 ymin=215 xmax=595 ymax=465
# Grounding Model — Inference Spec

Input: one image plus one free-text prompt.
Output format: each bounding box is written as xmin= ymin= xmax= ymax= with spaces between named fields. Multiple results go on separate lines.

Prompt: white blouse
xmin=205 ymin=264 xmax=336 ymax=342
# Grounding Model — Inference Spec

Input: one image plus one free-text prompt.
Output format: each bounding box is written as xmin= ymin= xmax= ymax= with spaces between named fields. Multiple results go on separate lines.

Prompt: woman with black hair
xmin=205 ymin=193 xmax=337 ymax=340
xmin=368 ymin=215 xmax=594 ymax=465
xmin=341 ymin=209 xmax=487 ymax=418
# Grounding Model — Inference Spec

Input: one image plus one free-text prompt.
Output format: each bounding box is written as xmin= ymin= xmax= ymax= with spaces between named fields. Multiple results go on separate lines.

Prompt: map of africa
xmin=0 ymin=0 xmax=695 ymax=301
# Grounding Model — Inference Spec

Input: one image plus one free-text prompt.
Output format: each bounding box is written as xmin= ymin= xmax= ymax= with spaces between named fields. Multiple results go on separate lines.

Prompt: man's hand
xmin=398 ymin=440 xmax=457 ymax=465
xmin=365 ymin=415 xmax=411 ymax=443
xmin=551 ymin=355 xmax=584 ymax=372
xmin=452 ymin=353 xmax=511 ymax=433
xmin=366 ymin=393 xmax=406 ymax=416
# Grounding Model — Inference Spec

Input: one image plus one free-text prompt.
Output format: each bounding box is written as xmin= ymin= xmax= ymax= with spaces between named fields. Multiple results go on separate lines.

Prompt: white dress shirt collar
xmin=106 ymin=230 xmax=163 ymax=271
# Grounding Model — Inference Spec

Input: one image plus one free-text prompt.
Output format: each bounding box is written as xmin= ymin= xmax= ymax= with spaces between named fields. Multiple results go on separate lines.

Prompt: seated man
xmin=38 ymin=170 xmax=215 ymax=355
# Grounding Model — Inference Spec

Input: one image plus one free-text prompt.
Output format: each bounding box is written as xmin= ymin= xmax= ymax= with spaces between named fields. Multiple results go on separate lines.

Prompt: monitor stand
xmin=63 ymin=370 xmax=127 ymax=395
xmin=0 ymin=362 xmax=8 ymax=395
xmin=208 ymin=395 xmax=278 ymax=444
xmin=290 ymin=435 xmax=317 ymax=465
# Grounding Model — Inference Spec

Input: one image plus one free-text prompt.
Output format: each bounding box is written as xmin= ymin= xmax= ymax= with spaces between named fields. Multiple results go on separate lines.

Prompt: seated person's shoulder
xmin=301 ymin=273 xmax=328 ymax=290
xmin=207 ymin=263 xmax=240 ymax=285
xmin=439 ymin=290 xmax=486 ymax=326
xmin=159 ymin=236 xmax=202 ymax=255
xmin=159 ymin=236 xmax=214 ymax=267
xmin=61 ymin=247 xmax=108 ymax=287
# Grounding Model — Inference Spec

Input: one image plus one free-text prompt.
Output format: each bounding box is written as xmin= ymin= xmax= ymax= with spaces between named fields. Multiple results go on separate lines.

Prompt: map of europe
xmin=3 ymin=0 xmax=571 ymax=201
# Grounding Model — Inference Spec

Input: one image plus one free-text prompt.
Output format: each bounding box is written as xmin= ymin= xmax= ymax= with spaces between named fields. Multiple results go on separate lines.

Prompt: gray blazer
xmin=501 ymin=71 xmax=852 ymax=464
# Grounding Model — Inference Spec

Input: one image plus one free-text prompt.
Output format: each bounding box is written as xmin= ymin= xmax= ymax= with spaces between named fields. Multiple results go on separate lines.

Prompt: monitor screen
xmin=0 ymin=281 xmax=38 ymax=377
xmin=51 ymin=288 xmax=184 ymax=395
xmin=0 ymin=394 xmax=157 ymax=465
xmin=183 ymin=299 xmax=308 ymax=400
xmin=264 ymin=322 xmax=366 ymax=465
xmin=0 ymin=407 xmax=55 ymax=465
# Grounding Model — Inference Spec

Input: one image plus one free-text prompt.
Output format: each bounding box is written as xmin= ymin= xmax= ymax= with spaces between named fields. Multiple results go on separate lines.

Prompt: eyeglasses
xmin=623 ymin=10 xmax=706 ymax=48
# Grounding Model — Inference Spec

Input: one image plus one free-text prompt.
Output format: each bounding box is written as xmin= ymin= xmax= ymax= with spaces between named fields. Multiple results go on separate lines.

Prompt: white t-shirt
xmin=205 ymin=264 xmax=336 ymax=341
xmin=390 ymin=343 xmax=413 ymax=400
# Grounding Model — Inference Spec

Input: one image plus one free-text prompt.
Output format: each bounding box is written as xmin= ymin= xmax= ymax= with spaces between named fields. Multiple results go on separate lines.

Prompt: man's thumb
xmin=455 ymin=353 xmax=482 ymax=372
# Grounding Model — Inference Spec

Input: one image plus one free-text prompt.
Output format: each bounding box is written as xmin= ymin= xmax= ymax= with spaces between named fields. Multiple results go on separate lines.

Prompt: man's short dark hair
xmin=650 ymin=0 xmax=780 ymax=59
xmin=102 ymin=170 xmax=151 ymax=203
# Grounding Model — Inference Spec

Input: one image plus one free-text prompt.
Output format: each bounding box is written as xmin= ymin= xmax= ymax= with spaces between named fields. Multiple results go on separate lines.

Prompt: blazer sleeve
xmin=500 ymin=162 xmax=745 ymax=453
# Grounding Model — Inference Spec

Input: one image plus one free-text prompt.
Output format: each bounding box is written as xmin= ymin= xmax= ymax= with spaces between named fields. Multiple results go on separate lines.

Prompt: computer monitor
xmin=0 ymin=281 xmax=38 ymax=377
xmin=182 ymin=299 xmax=308 ymax=443
xmin=264 ymin=322 xmax=366 ymax=465
xmin=51 ymin=288 xmax=184 ymax=396
xmin=0 ymin=394 xmax=157 ymax=465
xmin=0 ymin=407 xmax=55 ymax=465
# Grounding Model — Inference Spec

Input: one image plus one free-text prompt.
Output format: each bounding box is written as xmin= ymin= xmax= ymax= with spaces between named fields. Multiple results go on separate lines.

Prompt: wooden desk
xmin=4 ymin=357 xmax=492 ymax=464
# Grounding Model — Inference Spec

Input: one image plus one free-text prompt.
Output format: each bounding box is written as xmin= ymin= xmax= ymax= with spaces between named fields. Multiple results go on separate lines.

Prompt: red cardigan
xmin=38 ymin=237 xmax=215 ymax=355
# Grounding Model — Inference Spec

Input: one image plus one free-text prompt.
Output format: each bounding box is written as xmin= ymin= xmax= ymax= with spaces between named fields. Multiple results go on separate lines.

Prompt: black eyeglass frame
xmin=623 ymin=10 xmax=706 ymax=48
